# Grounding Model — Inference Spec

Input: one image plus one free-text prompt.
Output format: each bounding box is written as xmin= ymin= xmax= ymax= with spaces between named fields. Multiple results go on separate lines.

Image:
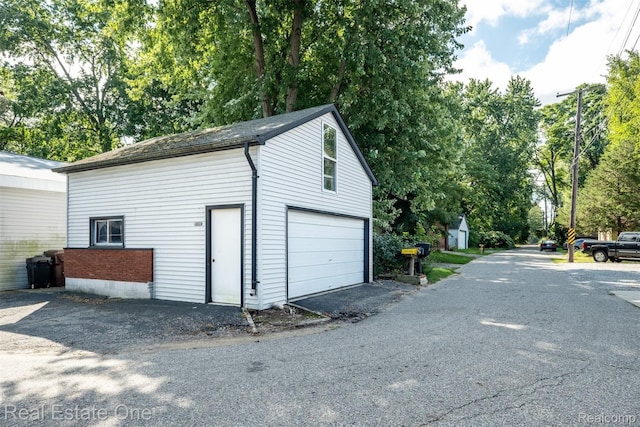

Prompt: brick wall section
xmin=64 ymin=248 xmax=153 ymax=283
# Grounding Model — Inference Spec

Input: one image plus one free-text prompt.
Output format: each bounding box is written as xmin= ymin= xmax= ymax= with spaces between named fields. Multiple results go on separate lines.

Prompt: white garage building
xmin=54 ymin=105 xmax=376 ymax=309
xmin=448 ymin=214 xmax=469 ymax=250
xmin=0 ymin=152 xmax=66 ymax=291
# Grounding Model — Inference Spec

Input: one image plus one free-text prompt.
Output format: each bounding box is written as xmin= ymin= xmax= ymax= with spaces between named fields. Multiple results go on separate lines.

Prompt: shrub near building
xmin=469 ymin=231 xmax=515 ymax=249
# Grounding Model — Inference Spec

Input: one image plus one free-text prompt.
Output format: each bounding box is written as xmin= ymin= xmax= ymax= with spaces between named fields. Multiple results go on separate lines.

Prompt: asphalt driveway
xmin=0 ymin=280 xmax=419 ymax=354
xmin=0 ymin=289 xmax=248 ymax=354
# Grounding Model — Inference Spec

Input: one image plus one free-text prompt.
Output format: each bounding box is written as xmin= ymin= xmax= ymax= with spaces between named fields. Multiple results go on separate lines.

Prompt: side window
xmin=323 ymin=123 xmax=337 ymax=191
xmin=91 ymin=217 xmax=124 ymax=247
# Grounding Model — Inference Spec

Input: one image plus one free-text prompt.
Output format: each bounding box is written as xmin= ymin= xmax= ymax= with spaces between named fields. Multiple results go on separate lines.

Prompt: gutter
xmin=244 ymin=142 xmax=259 ymax=296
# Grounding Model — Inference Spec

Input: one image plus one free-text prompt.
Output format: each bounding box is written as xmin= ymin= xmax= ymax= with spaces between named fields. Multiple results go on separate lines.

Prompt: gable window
xmin=323 ymin=123 xmax=337 ymax=191
xmin=91 ymin=217 xmax=124 ymax=247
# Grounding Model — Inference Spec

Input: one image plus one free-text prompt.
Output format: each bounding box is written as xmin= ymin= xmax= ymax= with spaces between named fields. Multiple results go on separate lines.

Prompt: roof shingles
xmin=54 ymin=105 xmax=334 ymax=174
xmin=53 ymin=104 xmax=377 ymax=185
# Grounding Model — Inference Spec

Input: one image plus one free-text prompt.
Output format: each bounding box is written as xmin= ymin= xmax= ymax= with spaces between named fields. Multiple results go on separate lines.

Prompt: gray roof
xmin=53 ymin=104 xmax=377 ymax=184
xmin=449 ymin=214 xmax=465 ymax=230
xmin=0 ymin=151 xmax=66 ymax=181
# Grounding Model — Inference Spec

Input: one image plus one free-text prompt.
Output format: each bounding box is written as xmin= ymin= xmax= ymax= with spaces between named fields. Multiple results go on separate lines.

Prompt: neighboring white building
xmin=0 ymin=151 xmax=66 ymax=291
xmin=54 ymin=105 xmax=377 ymax=309
xmin=448 ymin=214 xmax=469 ymax=250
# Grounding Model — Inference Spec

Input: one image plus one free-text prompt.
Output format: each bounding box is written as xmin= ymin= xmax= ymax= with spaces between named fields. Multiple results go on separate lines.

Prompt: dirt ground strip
xmin=0 ymin=280 xmax=424 ymax=354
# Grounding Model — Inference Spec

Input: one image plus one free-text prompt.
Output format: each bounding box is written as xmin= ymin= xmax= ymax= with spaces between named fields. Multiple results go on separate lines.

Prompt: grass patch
xmin=551 ymin=251 xmax=594 ymax=263
xmin=429 ymin=251 xmax=473 ymax=264
xmin=455 ymin=247 xmax=502 ymax=255
xmin=426 ymin=267 xmax=456 ymax=283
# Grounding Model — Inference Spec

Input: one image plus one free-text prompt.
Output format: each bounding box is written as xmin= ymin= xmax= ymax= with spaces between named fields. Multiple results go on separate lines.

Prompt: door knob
xmin=212 ymin=258 xmax=215 ymax=262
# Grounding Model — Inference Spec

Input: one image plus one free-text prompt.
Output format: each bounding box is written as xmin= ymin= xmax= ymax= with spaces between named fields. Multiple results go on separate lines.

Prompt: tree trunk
xmin=244 ymin=0 xmax=273 ymax=117
xmin=329 ymin=59 xmax=346 ymax=103
xmin=285 ymin=0 xmax=303 ymax=112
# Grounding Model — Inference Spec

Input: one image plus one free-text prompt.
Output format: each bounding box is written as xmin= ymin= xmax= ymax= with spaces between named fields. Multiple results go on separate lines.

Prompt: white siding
xmin=259 ymin=113 xmax=373 ymax=307
xmin=67 ymin=151 xmax=254 ymax=304
xmin=0 ymin=187 xmax=66 ymax=291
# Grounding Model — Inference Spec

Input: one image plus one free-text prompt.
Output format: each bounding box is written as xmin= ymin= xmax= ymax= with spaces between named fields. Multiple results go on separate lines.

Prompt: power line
xmin=571 ymin=117 xmax=608 ymax=168
xmin=567 ymin=0 xmax=574 ymax=37
xmin=618 ymin=1 xmax=640 ymax=55
xmin=607 ymin=0 xmax=635 ymax=55
xmin=632 ymin=26 xmax=640 ymax=50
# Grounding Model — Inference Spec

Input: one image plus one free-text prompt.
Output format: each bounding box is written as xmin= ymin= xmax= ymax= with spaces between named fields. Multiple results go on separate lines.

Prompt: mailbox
xmin=401 ymin=248 xmax=419 ymax=255
xmin=415 ymin=242 xmax=431 ymax=258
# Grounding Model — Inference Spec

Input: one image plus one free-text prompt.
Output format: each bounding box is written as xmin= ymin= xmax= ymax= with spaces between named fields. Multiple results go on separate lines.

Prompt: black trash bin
xmin=26 ymin=256 xmax=52 ymax=289
xmin=44 ymin=249 xmax=65 ymax=287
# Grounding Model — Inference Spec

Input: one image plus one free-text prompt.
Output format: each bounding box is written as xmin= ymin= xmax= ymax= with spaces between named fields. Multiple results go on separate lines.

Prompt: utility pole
xmin=543 ymin=185 xmax=548 ymax=235
xmin=557 ymin=89 xmax=583 ymax=263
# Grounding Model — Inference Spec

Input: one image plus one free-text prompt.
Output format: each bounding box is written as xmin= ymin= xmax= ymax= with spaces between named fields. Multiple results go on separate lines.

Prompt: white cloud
xmin=522 ymin=0 xmax=639 ymax=104
xmin=449 ymin=41 xmax=512 ymax=91
xmin=518 ymin=32 xmax=531 ymax=45
xmin=516 ymin=6 xmax=571 ymax=46
xmin=537 ymin=7 xmax=575 ymax=34
xmin=455 ymin=0 xmax=640 ymax=105
xmin=462 ymin=0 xmax=548 ymax=29
xmin=517 ymin=3 xmax=598 ymax=46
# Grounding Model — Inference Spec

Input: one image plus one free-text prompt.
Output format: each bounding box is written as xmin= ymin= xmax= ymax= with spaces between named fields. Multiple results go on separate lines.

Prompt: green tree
xmin=460 ymin=77 xmax=540 ymax=241
xmin=577 ymin=139 xmax=640 ymax=233
xmin=527 ymin=205 xmax=545 ymax=241
xmin=138 ymin=0 xmax=470 ymax=228
xmin=1 ymin=0 xmax=471 ymax=232
xmin=535 ymin=83 xmax=608 ymax=227
xmin=577 ymin=52 xmax=640 ymax=233
xmin=536 ymin=101 xmax=573 ymax=221
xmin=0 ymin=0 xmax=148 ymax=159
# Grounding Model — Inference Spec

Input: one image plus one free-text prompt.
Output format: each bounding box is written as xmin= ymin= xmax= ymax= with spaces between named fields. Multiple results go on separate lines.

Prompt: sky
xmin=451 ymin=0 xmax=640 ymax=105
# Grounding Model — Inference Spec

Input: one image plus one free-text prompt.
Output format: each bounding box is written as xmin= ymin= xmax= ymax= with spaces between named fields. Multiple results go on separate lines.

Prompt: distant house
xmin=0 ymin=152 xmax=66 ymax=291
xmin=598 ymin=229 xmax=613 ymax=241
xmin=447 ymin=214 xmax=469 ymax=250
xmin=54 ymin=105 xmax=377 ymax=309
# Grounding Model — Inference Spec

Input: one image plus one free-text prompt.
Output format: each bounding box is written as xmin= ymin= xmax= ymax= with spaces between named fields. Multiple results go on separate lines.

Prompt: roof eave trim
xmin=329 ymin=108 xmax=378 ymax=186
xmin=256 ymin=105 xmax=336 ymax=144
xmin=53 ymin=141 xmax=260 ymax=174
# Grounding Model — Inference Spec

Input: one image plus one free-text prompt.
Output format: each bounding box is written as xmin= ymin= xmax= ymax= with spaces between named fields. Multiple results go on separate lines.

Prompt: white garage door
xmin=288 ymin=210 xmax=365 ymax=299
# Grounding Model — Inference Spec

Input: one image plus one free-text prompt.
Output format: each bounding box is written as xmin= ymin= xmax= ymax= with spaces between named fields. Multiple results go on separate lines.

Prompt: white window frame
xmin=322 ymin=123 xmax=337 ymax=192
xmin=90 ymin=216 xmax=124 ymax=247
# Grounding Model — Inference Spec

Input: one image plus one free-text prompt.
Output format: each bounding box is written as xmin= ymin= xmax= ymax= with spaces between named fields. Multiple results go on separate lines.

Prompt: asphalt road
xmin=2 ymin=247 xmax=640 ymax=426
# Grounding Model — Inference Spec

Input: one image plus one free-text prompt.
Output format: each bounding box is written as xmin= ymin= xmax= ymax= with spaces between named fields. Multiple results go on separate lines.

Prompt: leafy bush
xmin=373 ymin=233 xmax=405 ymax=277
xmin=471 ymin=230 xmax=515 ymax=248
xmin=373 ymin=229 xmax=442 ymax=277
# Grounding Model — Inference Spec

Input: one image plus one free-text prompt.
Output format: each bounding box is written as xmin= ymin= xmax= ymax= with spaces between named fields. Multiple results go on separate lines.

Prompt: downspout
xmin=244 ymin=142 xmax=258 ymax=296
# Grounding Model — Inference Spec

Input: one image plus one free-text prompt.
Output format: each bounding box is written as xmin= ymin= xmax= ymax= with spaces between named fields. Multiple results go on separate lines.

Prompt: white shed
xmin=0 ymin=152 xmax=66 ymax=291
xmin=54 ymin=105 xmax=377 ymax=309
xmin=448 ymin=214 xmax=469 ymax=250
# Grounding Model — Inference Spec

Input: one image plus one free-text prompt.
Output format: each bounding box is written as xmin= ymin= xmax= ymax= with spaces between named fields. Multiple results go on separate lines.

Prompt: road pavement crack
xmin=424 ymin=362 xmax=591 ymax=424
xmin=605 ymin=363 xmax=640 ymax=372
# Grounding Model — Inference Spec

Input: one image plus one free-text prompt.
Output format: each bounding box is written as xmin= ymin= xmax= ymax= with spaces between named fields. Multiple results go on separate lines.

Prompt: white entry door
xmin=210 ymin=207 xmax=242 ymax=305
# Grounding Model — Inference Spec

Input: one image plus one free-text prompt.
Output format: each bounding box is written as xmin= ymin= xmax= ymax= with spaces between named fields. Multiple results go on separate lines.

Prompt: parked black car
xmin=540 ymin=240 xmax=557 ymax=252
